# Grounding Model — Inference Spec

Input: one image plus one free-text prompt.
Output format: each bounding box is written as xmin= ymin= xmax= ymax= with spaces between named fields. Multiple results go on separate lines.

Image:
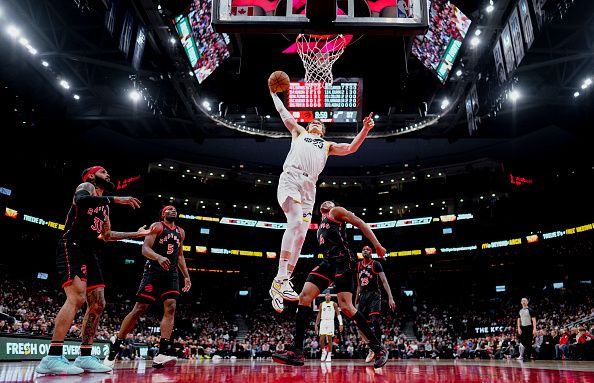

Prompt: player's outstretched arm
xmin=330 ymin=206 xmax=386 ymax=259
xmin=101 ymin=215 xmax=151 ymax=242
xmin=177 ymin=228 xmax=191 ymax=292
xmin=73 ymin=183 xmax=142 ymax=209
xmin=270 ymin=91 xmax=305 ymax=138
xmin=328 ymin=112 xmax=375 ymax=156
xmin=379 ymin=272 xmax=396 ymax=311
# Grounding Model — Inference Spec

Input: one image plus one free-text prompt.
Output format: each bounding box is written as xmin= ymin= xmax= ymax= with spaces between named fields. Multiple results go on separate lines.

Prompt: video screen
xmin=553 ymin=282 xmax=564 ymax=289
xmin=403 ymin=290 xmax=414 ymax=296
xmin=37 ymin=272 xmax=48 ymax=280
xmin=176 ymin=0 xmax=231 ymax=84
xmin=353 ymin=235 xmax=363 ymax=241
xmin=412 ymin=0 xmax=471 ymax=83
xmin=495 ymin=285 xmax=506 ymax=292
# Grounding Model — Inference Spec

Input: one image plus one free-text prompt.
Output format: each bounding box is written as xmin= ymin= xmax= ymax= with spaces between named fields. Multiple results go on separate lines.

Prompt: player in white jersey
xmin=268 ymin=87 xmax=376 ymax=313
xmin=315 ymin=293 xmax=343 ymax=362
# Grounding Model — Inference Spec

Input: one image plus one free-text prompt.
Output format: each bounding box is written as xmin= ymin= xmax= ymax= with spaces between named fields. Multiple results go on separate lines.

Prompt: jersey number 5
xmin=167 ymin=244 xmax=174 ymax=255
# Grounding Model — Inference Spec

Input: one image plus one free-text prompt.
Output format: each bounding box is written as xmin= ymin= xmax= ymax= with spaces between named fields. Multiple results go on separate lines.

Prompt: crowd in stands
xmin=1 ymin=276 xmax=592 ymax=361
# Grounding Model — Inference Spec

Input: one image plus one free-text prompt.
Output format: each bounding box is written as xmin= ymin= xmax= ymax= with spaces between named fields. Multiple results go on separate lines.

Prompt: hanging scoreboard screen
xmin=286 ymin=78 xmax=362 ymax=123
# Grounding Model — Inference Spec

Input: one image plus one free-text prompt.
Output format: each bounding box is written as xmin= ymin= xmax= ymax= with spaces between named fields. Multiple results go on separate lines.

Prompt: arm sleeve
xmin=74 ymin=190 xmax=112 ymax=208
xmin=337 ymin=313 xmax=343 ymax=326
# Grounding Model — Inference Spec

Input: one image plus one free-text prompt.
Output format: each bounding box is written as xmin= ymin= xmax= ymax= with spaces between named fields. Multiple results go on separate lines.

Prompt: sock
xmin=276 ymin=258 xmax=289 ymax=279
xmin=80 ymin=344 xmax=92 ymax=356
xmin=108 ymin=337 xmax=124 ymax=360
xmin=372 ymin=318 xmax=382 ymax=343
xmin=159 ymin=338 xmax=171 ymax=355
xmin=49 ymin=342 xmax=63 ymax=356
xmin=293 ymin=305 xmax=312 ymax=353
xmin=350 ymin=311 xmax=381 ymax=351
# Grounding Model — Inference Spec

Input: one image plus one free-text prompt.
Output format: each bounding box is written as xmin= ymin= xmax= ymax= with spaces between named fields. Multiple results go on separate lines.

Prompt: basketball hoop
xmin=296 ymin=34 xmax=348 ymax=85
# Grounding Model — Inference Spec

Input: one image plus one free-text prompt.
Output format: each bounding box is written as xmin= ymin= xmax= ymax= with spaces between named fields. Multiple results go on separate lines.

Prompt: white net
xmin=296 ymin=34 xmax=348 ymax=85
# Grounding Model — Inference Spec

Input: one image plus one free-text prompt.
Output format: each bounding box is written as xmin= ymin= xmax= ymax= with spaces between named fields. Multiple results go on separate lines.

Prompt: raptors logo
xmin=144 ymin=284 xmax=153 ymax=293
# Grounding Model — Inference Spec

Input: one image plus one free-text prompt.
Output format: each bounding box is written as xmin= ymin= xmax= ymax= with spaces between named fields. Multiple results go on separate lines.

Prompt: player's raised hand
xmin=375 ymin=244 xmax=387 ymax=259
xmin=114 ymin=196 xmax=142 ymax=209
xmin=363 ymin=112 xmax=375 ymax=131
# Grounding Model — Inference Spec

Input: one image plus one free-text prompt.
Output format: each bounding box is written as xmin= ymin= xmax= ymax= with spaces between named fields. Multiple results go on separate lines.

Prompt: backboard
xmin=211 ymin=0 xmax=429 ymax=35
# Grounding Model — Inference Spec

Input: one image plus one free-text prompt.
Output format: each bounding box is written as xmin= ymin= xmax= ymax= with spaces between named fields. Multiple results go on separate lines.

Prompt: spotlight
xmin=486 ymin=0 xmax=494 ymax=13
xmin=18 ymin=37 xmax=29 ymax=46
xmin=202 ymin=100 xmax=210 ymax=108
xmin=6 ymin=25 xmax=20 ymax=38
xmin=573 ymin=91 xmax=580 ymax=98
xmin=470 ymin=37 xmax=480 ymax=47
xmin=456 ymin=69 xmax=463 ymax=77
xmin=440 ymin=99 xmax=450 ymax=110
xmin=374 ymin=114 xmax=379 ymax=119
xmin=241 ymin=115 xmax=246 ymax=119
xmin=73 ymin=94 xmax=80 ymax=100
xmin=59 ymin=80 xmax=70 ymax=89
xmin=265 ymin=115 xmax=271 ymax=119
xmin=129 ymin=90 xmax=141 ymax=102
xmin=28 ymin=47 xmax=37 ymax=55
xmin=510 ymin=90 xmax=520 ymax=101
xmin=474 ymin=29 xmax=482 ymax=36
xmin=169 ymin=37 xmax=176 ymax=44
xmin=41 ymin=61 xmax=49 ymax=67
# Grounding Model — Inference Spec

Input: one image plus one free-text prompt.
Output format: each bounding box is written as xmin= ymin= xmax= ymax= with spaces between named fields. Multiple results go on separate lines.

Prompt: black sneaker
xmin=272 ymin=350 xmax=305 ymax=366
xmin=373 ymin=347 xmax=389 ymax=369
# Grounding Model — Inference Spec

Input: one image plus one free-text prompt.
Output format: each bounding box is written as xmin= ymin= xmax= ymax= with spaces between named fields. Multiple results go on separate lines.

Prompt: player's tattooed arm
xmin=101 ymin=215 xmax=151 ymax=241
xmin=331 ymin=207 xmax=386 ymax=258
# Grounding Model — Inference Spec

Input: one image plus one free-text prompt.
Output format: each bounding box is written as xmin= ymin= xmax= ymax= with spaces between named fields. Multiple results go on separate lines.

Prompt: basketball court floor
xmin=2 ymin=359 xmax=594 ymax=382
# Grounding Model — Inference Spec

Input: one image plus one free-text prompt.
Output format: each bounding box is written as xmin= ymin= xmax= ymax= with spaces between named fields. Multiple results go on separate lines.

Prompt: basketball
xmin=268 ymin=71 xmax=290 ymax=93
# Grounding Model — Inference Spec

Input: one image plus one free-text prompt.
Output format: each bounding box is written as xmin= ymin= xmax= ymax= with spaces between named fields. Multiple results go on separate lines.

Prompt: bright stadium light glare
xmin=584 ymin=78 xmax=592 ymax=87
xmin=73 ymin=94 xmax=80 ymax=100
xmin=18 ymin=37 xmax=29 ymax=46
xmin=486 ymin=0 xmax=494 ymax=13
xmin=474 ymin=29 xmax=482 ymax=36
xmin=440 ymin=99 xmax=450 ymax=110
xmin=6 ymin=25 xmax=20 ymax=37
xmin=456 ymin=69 xmax=463 ymax=77
xmin=59 ymin=80 xmax=70 ymax=89
xmin=169 ymin=37 xmax=176 ymax=44
xmin=202 ymin=100 xmax=210 ymax=108
xmin=470 ymin=37 xmax=480 ymax=47
xmin=129 ymin=90 xmax=141 ymax=102
xmin=510 ymin=90 xmax=520 ymax=101
xmin=41 ymin=60 xmax=49 ymax=67
xmin=573 ymin=91 xmax=580 ymax=98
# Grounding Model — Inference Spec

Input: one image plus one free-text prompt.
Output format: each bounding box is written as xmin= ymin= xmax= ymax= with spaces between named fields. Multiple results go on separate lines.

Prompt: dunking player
xmin=315 ymin=292 xmax=343 ymax=362
xmin=104 ymin=206 xmax=191 ymax=369
xmin=36 ymin=166 xmax=150 ymax=375
xmin=356 ymin=245 xmax=396 ymax=363
xmin=272 ymin=201 xmax=389 ymax=368
xmin=269 ymin=88 xmax=376 ymax=313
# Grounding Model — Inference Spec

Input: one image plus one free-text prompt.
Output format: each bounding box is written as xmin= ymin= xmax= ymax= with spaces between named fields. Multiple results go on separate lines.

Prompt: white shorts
xmin=319 ymin=320 xmax=335 ymax=336
xmin=277 ymin=169 xmax=316 ymax=222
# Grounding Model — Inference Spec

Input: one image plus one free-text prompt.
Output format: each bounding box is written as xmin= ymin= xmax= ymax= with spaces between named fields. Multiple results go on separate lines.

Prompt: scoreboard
xmin=286 ymin=79 xmax=362 ymax=123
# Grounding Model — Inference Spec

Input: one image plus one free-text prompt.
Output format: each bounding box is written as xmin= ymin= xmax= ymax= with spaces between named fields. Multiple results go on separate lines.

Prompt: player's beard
xmin=95 ymin=176 xmax=115 ymax=191
xmin=164 ymin=215 xmax=176 ymax=224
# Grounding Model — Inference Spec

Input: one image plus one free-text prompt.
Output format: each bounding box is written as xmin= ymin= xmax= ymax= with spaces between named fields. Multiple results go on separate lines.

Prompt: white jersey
xmin=320 ymin=301 xmax=335 ymax=321
xmin=282 ymin=132 xmax=330 ymax=182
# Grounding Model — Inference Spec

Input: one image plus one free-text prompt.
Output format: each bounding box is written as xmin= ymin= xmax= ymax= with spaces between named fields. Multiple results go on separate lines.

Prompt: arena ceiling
xmin=0 ymin=0 xmax=592 ymax=171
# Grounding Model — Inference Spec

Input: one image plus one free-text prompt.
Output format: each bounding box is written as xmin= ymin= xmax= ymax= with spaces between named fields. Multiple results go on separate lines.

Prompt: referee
xmin=517 ymin=297 xmax=537 ymax=361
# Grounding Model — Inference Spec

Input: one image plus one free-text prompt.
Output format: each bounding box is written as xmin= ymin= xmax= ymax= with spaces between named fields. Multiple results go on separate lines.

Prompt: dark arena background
xmin=0 ymin=0 xmax=593 ymax=381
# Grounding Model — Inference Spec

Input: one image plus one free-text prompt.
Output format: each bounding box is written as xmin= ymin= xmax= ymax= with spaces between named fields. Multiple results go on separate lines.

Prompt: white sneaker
xmin=103 ymin=355 xmax=115 ymax=368
xmin=269 ymin=278 xmax=285 ymax=313
xmin=325 ymin=352 xmax=332 ymax=362
xmin=281 ymin=278 xmax=299 ymax=301
xmin=152 ymin=354 xmax=177 ymax=368
xmin=365 ymin=349 xmax=375 ymax=363
xmin=320 ymin=349 xmax=327 ymax=361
